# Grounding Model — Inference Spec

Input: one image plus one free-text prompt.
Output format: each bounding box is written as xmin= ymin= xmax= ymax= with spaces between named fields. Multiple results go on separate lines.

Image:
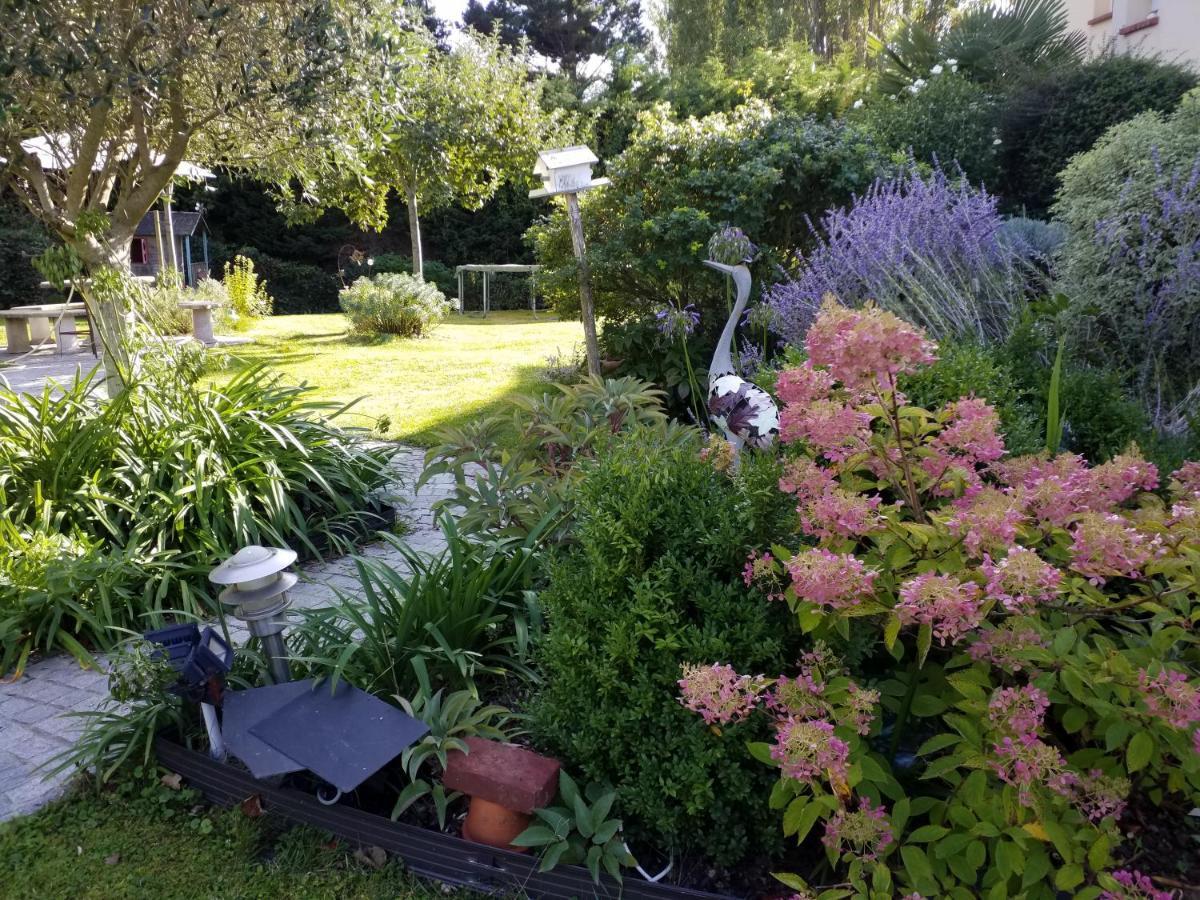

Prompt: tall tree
xmin=463 ymin=0 xmax=647 ymax=88
xmin=0 ymin=0 xmax=411 ymax=389
xmin=371 ymin=32 xmax=568 ymax=277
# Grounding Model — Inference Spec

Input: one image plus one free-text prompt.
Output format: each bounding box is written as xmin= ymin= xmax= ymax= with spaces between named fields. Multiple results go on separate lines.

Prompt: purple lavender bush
xmin=767 ymin=164 xmax=1045 ymax=345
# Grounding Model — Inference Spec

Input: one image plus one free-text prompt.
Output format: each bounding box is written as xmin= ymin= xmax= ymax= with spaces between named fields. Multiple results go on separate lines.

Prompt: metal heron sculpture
xmin=703 ymin=259 xmax=780 ymax=452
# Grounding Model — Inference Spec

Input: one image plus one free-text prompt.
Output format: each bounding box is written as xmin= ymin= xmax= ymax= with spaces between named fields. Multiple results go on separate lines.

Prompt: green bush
xmin=0 ymin=197 xmax=51 ymax=309
xmin=999 ymin=54 xmax=1197 ymax=217
xmin=531 ymin=430 xmax=796 ymax=865
xmin=338 ymin=272 xmax=450 ymax=337
xmin=212 ymin=242 xmax=340 ymax=314
xmin=364 ymin=254 xmax=457 ymax=299
xmin=859 ymin=73 xmax=1003 ymax=187
xmin=0 ymin=363 xmax=393 ymax=676
xmin=1052 ymin=88 xmax=1200 ymax=433
xmin=528 ymin=100 xmax=889 ymax=324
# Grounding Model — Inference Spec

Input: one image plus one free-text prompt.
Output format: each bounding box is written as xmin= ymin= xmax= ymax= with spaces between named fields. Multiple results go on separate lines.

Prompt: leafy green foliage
xmin=0 ymin=196 xmax=51 ymax=309
xmin=512 ymin=771 xmax=634 ymax=883
xmin=0 ymin=364 xmax=393 ymax=676
xmin=531 ymin=431 xmax=797 ymax=865
xmin=998 ymin=54 xmax=1198 ymax=217
xmin=1052 ymin=89 xmax=1200 ymax=433
xmin=900 ymin=340 xmax=1041 ymax=457
xmin=421 ymin=375 xmax=683 ymax=539
xmin=338 ymin=273 xmax=451 ymax=337
xmin=222 ymin=255 xmax=273 ymax=327
xmin=392 ymin=678 xmax=515 ymax=830
xmin=598 ymin=316 xmax=714 ymax=423
xmin=212 ymin=243 xmax=341 ymax=314
xmin=290 ymin=517 xmax=544 ymax=700
xmin=528 ymin=100 xmax=889 ymax=323
xmin=858 ymin=74 xmax=1002 ymax=187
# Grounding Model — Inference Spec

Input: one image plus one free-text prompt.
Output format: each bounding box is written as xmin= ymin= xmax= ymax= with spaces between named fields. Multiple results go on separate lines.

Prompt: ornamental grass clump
xmin=681 ymin=299 xmax=1200 ymax=897
xmin=767 ymin=164 xmax=1044 ymax=345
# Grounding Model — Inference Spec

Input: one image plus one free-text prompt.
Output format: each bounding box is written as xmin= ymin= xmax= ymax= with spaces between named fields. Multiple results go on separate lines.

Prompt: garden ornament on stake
xmin=703 ymin=233 xmax=780 ymax=456
xmin=531 ymin=145 xmax=609 ymax=376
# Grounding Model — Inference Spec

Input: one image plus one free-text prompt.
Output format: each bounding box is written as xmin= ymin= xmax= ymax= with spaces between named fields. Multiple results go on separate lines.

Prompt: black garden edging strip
xmin=155 ymin=738 xmax=741 ymax=900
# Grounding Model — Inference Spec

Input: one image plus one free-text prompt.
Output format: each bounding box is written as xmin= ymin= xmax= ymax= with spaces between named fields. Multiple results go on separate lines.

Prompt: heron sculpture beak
xmin=703 ymin=259 xmax=737 ymax=275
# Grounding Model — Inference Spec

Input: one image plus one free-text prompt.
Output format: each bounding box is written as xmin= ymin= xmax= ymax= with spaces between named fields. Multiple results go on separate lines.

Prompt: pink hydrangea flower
xmin=1138 ymin=668 xmax=1200 ymax=730
xmin=987 ymin=685 xmax=1050 ymax=736
xmin=846 ymin=682 xmax=880 ymax=736
xmin=1089 ymin=450 xmax=1159 ymax=507
xmin=742 ymin=550 xmax=785 ymax=601
xmin=766 ymin=673 xmax=827 ymax=720
xmin=780 ymin=399 xmax=873 ymax=462
xmin=678 ymin=663 xmax=764 ymax=725
xmin=1170 ymin=461 xmax=1200 ymax=499
xmin=934 ymin=397 xmax=1006 ymax=465
xmin=786 ymin=548 xmax=878 ymax=611
xmin=770 ymin=717 xmax=849 ymax=784
xmin=991 ymin=732 xmax=1075 ymax=806
xmin=821 ymin=796 xmax=894 ymax=862
xmin=982 ymin=547 xmax=1062 ymax=612
xmin=775 ymin=362 xmax=835 ymax=407
xmin=804 ymin=298 xmax=937 ymax=392
xmin=779 ymin=457 xmax=835 ymax=497
xmin=1101 ymin=869 xmax=1173 ymax=900
xmin=1072 ymin=768 xmax=1129 ymax=822
xmin=947 ymin=487 xmax=1026 ymax=557
xmin=1068 ymin=512 xmax=1156 ymax=585
xmin=968 ymin=624 xmax=1046 ymax=673
xmin=1005 ymin=453 xmax=1092 ymax=526
xmin=802 ymin=488 xmax=885 ymax=541
xmin=894 ymin=573 xmax=983 ymax=645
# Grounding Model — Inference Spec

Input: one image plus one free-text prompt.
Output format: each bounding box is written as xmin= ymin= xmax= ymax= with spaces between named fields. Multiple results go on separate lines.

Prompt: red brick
xmin=442 ymin=737 xmax=560 ymax=813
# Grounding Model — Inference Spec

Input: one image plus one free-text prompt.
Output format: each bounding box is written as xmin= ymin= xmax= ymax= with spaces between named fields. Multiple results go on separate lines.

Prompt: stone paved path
xmin=0 ymin=446 xmax=456 ymax=822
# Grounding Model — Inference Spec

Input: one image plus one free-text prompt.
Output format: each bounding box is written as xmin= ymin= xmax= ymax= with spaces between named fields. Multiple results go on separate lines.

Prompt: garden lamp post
xmin=209 ymin=546 xmax=298 ymax=684
xmin=530 ymin=146 xmax=609 ymax=377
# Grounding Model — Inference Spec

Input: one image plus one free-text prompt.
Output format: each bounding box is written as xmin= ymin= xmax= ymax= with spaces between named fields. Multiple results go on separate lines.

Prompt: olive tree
xmin=0 ymin=0 xmax=410 ymax=388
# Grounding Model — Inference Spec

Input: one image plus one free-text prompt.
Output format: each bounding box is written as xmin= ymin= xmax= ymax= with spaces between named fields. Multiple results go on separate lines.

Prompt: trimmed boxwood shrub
xmin=531 ymin=429 xmax=797 ymax=866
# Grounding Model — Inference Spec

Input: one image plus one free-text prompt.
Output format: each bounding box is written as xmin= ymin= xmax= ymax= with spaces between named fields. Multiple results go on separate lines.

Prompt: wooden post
xmin=564 ymin=192 xmax=600 ymax=377
xmin=153 ymin=210 xmax=165 ymax=277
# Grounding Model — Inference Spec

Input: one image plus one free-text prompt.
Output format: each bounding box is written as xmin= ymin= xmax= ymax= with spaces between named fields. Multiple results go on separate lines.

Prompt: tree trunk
xmin=564 ymin=192 xmax=600 ymax=377
xmin=406 ymin=187 xmax=423 ymax=280
xmin=74 ymin=234 xmax=135 ymax=399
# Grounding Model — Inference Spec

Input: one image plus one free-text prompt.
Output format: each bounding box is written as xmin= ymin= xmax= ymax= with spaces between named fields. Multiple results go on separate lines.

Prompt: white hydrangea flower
xmin=993 ymin=138 xmax=1003 ymax=145
xmin=853 ymin=98 xmax=864 ymax=109
xmin=946 ymin=58 xmax=958 ymax=66
xmin=931 ymin=64 xmax=944 ymax=75
xmin=913 ymin=78 xmax=927 ymax=88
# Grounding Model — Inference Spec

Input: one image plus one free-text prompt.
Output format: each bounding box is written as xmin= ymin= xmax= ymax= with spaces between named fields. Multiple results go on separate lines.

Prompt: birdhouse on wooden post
xmin=530 ymin=145 xmax=608 ymax=376
xmin=530 ymin=146 xmax=609 ymax=198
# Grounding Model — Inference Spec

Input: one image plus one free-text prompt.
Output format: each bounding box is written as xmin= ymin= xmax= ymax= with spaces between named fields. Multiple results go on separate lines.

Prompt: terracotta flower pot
xmin=461 ymin=796 xmax=532 ymax=852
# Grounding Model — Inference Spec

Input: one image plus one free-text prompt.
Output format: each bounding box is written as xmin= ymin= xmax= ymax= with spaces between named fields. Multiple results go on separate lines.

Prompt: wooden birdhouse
xmin=529 ymin=145 xmax=609 ymax=198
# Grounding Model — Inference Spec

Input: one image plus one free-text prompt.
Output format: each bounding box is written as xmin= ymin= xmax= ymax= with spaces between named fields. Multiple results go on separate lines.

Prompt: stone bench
xmin=1 ymin=304 xmax=89 ymax=354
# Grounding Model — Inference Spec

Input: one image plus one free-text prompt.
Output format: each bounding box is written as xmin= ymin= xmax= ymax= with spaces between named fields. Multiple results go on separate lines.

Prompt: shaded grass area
xmin=207 ymin=311 xmax=584 ymax=445
xmin=0 ymin=777 xmax=470 ymax=900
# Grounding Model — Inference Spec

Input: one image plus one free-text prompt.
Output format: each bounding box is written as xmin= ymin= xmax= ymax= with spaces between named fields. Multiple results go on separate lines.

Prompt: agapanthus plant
xmin=680 ymin=299 xmax=1200 ymax=898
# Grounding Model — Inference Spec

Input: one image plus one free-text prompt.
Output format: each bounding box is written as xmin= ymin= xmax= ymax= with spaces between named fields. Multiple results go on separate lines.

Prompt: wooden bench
xmin=1 ymin=304 xmax=89 ymax=354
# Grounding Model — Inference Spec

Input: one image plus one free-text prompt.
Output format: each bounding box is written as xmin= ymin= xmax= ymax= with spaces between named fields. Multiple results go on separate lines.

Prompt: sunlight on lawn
xmin=209 ymin=311 xmax=584 ymax=445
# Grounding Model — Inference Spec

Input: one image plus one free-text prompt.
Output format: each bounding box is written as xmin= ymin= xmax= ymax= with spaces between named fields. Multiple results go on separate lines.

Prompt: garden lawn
xmin=0 ymin=779 xmax=473 ymax=900
xmin=210 ymin=311 xmax=583 ymax=445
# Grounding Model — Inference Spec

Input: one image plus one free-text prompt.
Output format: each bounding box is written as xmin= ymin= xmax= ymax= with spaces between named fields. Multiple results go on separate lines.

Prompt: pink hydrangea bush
xmin=679 ymin=299 xmax=1200 ymax=897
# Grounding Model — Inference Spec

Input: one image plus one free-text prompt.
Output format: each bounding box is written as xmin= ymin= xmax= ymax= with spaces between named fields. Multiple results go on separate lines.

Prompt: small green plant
xmin=222 ymin=254 xmax=273 ymax=328
xmin=338 ymin=272 xmax=450 ymax=337
xmin=391 ymin=666 xmax=514 ymax=830
xmin=512 ymin=771 xmax=634 ymax=883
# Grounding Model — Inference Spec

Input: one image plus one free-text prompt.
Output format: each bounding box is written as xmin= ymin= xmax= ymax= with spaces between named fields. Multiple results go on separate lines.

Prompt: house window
xmin=130 ymin=237 xmax=148 ymax=266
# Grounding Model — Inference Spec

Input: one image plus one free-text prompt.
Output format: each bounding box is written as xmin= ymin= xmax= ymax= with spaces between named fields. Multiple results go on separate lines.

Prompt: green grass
xmin=208 ymin=311 xmax=583 ymax=445
xmin=0 ymin=776 xmax=473 ymax=900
